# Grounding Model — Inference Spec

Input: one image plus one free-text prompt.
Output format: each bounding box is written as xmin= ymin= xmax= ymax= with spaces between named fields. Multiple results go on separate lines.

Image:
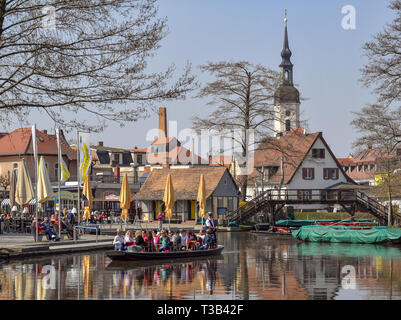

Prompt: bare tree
xmin=373 ymin=155 xmax=401 ymax=225
xmin=352 ymin=1 xmax=401 ymax=225
xmin=0 ymin=0 xmax=197 ymax=132
xmin=360 ymin=0 xmax=401 ymax=106
xmin=192 ymin=61 xmax=282 ymax=201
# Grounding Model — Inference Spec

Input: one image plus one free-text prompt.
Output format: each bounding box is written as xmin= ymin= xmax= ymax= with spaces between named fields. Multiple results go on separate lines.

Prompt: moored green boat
xmin=292 ymin=225 xmax=401 ymax=244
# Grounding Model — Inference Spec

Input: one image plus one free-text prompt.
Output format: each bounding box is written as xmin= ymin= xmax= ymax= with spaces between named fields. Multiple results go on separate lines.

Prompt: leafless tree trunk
xmin=0 ymin=0 xmax=198 ymax=132
xmin=192 ymin=61 xmax=281 ymax=201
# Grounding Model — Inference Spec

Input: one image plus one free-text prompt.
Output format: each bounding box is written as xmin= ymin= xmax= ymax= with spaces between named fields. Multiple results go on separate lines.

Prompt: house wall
xmin=288 ymin=137 xmax=348 ymax=189
xmin=248 ymin=137 xmax=349 ymax=211
xmin=0 ymin=155 xmax=73 ymax=183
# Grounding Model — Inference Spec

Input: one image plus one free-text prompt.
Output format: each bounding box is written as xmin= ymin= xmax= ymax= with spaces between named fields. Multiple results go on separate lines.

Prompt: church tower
xmin=274 ymin=13 xmax=300 ymax=136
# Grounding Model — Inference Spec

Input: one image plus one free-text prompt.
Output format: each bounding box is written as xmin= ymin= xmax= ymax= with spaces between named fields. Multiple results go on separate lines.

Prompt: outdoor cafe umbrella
xmin=82 ymin=173 xmax=92 ymax=222
xmin=9 ymin=169 xmax=16 ymax=210
xmin=120 ymin=173 xmax=131 ymax=222
xmin=163 ymin=173 xmax=176 ymax=230
xmin=197 ymin=174 xmax=206 ymax=227
xmin=15 ymin=159 xmax=34 ymax=207
xmin=37 ymin=156 xmax=55 ymax=205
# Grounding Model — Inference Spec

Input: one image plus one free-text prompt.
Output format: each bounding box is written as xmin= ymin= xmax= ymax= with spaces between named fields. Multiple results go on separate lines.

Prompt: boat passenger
xmin=113 ymin=229 xmax=125 ymax=251
xmin=180 ymin=230 xmax=188 ymax=250
xmin=187 ymin=230 xmax=197 ymax=250
xmin=200 ymin=230 xmax=214 ymax=250
xmin=160 ymin=230 xmax=171 ymax=252
xmin=196 ymin=229 xmax=205 ymax=245
xmin=145 ymin=230 xmax=154 ymax=252
xmin=124 ymin=230 xmax=135 ymax=247
xmin=171 ymin=230 xmax=181 ymax=251
xmin=142 ymin=230 xmax=149 ymax=242
xmin=127 ymin=231 xmax=145 ymax=252
xmin=153 ymin=230 xmax=161 ymax=251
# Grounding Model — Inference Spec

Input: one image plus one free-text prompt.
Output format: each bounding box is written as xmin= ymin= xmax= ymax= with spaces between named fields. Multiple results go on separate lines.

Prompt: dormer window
xmin=312 ymin=148 xmax=325 ymax=159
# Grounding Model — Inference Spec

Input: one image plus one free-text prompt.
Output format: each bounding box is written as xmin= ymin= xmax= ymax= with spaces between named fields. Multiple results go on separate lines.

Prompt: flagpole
xmin=77 ymin=131 xmax=81 ymax=226
xmin=32 ymin=125 xmax=39 ymax=242
xmin=56 ymin=128 xmax=62 ymax=237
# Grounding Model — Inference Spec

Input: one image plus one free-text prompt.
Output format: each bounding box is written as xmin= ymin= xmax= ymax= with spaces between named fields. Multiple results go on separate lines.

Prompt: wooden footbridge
xmin=225 ymin=189 xmax=401 ymax=226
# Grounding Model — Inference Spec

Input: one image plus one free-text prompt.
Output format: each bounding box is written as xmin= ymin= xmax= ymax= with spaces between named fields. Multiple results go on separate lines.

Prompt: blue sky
xmin=32 ymin=0 xmax=395 ymax=157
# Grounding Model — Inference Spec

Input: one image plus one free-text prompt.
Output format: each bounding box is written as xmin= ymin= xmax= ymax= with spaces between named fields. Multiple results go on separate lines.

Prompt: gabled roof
xmin=136 ymin=167 xmax=235 ymax=200
xmin=249 ymin=128 xmax=354 ymax=185
xmin=0 ymin=128 xmax=76 ymax=160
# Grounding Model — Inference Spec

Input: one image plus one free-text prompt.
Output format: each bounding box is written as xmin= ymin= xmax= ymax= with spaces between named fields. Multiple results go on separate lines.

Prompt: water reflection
xmin=0 ymin=233 xmax=401 ymax=300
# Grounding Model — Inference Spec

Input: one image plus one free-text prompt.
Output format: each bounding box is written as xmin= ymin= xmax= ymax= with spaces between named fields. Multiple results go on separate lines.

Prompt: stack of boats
xmin=254 ymin=219 xmax=401 ymax=245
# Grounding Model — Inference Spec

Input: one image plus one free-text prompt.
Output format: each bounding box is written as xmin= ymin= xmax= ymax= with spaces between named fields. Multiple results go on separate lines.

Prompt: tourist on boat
xmin=187 ymin=230 xmax=197 ymax=250
xmin=171 ymin=230 xmax=181 ymax=251
xmin=145 ymin=230 xmax=154 ymax=252
xmin=205 ymin=212 xmax=217 ymax=244
xmin=180 ymin=230 xmax=188 ymax=250
xmin=124 ymin=230 xmax=135 ymax=247
xmin=42 ymin=217 xmax=59 ymax=241
xmin=153 ymin=230 xmax=161 ymax=251
xmin=200 ymin=230 xmax=214 ymax=250
xmin=125 ymin=231 xmax=145 ymax=252
xmin=196 ymin=229 xmax=205 ymax=243
xmin=113 ymin=229 xmax=125 ymax=251
xmin=159 ymin=230 xmax=171 ymax=252
xmin=157 ymin=211 xmax=165 ymax=231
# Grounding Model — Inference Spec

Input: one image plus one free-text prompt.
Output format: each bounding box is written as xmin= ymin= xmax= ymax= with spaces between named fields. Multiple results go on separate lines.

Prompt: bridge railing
xmin=265 ymin=189 xmax=357 ymax=202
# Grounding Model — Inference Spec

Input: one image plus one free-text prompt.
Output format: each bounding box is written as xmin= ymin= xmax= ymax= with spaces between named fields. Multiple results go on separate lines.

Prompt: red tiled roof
xmin=248 ymin=128 xmax=353 ymax=185
xmin=0 ymin=128 xmax=76 ymax=160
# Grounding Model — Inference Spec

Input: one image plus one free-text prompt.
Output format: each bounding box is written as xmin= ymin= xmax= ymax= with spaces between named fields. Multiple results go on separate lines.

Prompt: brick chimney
xmin=158 ymin=107 xmax=169 ymax=168
xmin=158 ymin=107 xmax=167 ymax=140
xmin=43 ymin=129 xmax=47 ymax=134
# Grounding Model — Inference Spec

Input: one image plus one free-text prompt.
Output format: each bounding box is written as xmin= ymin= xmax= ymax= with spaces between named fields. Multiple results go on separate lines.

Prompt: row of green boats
xmin=267 ymin=219 xmax=401 ymax=245
xmin=292 ymin=225 xmax=401 ymax=245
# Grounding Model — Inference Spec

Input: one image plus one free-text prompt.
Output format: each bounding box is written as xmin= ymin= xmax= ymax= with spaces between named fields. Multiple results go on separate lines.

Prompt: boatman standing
xmin=205 ymin=212 xmax=217 ymax=246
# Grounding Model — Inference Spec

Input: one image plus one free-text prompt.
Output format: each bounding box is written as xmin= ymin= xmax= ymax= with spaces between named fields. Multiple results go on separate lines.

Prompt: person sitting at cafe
xmin=42 ymin=217 xmax=59 ymax=241
xmin=113 ymin=229 xmax=125 ymax=251
xmin=62 ymin=216 xmax=74 ymax=239
xmin=200 ymin=229 xmax=214 ymax=250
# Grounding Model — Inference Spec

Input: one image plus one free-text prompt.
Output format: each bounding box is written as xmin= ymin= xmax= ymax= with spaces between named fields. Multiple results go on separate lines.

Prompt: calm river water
xmin=1 ymin=232 xmax=401 ymax=300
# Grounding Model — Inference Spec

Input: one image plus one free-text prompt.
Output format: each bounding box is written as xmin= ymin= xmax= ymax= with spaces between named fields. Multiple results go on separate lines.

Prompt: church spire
xmin=279 ymin=10 xmax=294 ymax=86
